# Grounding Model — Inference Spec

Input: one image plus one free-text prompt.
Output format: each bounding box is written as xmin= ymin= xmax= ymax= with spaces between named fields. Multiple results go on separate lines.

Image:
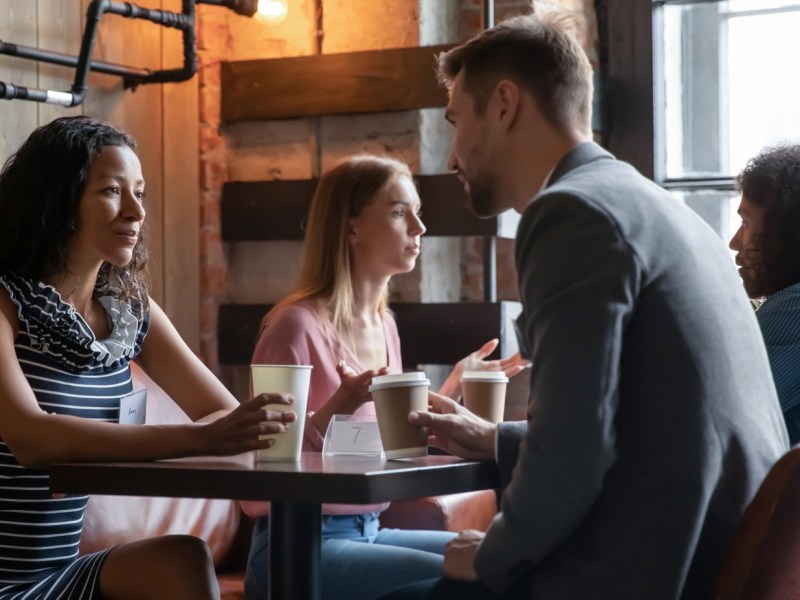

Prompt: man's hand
xmin=443 ymin=530 xmax=485 ymax=581
xmin=408 ymin=392 xmax=496 ymax=460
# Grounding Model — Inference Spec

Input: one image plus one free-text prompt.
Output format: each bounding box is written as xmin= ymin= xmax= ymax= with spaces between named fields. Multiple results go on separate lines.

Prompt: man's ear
xmin=348 ymin=220 xmax=358 ymax=244
xmin=495 ymin=80 xmax=521 ymax=130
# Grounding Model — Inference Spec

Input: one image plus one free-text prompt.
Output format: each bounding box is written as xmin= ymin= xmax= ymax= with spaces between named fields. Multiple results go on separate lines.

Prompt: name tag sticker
xmin=119 ymin=389 xmax=147 ymax=425
xmin=322 ymin=415 xmax=383 ymax=456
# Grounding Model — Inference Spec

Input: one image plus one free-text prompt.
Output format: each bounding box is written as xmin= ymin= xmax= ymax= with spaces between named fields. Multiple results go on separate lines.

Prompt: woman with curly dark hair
xmin=0 ymin=116 xmax=296 ymax=600
xmin=730 ymin=143 xmax=800 ymax=442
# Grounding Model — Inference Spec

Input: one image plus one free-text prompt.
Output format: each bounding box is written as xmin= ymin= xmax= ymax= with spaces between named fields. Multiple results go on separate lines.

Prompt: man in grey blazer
xmin=378 ymin=7 xmax=788 ymax=600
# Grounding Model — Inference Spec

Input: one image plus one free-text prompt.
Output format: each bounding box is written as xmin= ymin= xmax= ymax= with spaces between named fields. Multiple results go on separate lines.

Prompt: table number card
xmin=322 ymin=415 xmax=383 ymax=456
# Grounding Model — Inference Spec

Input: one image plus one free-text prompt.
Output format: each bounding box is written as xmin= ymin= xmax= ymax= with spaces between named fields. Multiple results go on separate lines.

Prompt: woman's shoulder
xmin=269 ymin=300 xmax=323 ymax=328
xmin=763 ymin=283 xmax=800 ymax=315
xmin=260 ymin=300 xmax=327 ymax=344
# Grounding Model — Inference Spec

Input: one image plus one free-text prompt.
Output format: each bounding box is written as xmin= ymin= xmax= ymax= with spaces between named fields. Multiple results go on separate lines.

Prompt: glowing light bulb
xmin=256 ymin=0 xmax=288 ymax=23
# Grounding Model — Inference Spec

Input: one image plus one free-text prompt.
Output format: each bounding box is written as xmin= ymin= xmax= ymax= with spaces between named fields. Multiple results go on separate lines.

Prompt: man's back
xmin=477 ymin=142 xmax=789 ymax=599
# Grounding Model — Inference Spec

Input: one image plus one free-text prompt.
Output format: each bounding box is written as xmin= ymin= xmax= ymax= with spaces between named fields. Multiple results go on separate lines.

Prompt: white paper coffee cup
xmin=251 ymin=364 xmax=312 ymax=462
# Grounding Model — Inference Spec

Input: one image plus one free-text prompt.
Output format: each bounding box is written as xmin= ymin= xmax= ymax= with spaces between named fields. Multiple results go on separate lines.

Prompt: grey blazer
xmin=475 ymin=143 xmax=789 ymax=599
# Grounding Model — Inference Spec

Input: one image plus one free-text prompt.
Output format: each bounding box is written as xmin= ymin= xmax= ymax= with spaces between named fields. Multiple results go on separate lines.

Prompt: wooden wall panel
xmin=161 ymin=0 xmax=200 ymax=350
xmin=84 ymin=0 xmax=166 ymax=305
xmin=221 ymin=175 xmax=520 ymax=241
xmin=218 ymin=302 xmax=522 ymax=366
xmin=221 ymin=44 xmax=454 ymax=122
xmin=0 ymin=2 xmax=38 ymax=159
xmin=36 ymin=1 xmax=82 ymax=124
xmin=0 ymin=0 xmax=200 ymax=348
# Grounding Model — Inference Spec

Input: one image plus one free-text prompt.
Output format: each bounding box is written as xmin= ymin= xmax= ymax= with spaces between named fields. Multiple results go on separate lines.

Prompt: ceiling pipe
xmin=0 ymin=0 xmax=253 ymax=107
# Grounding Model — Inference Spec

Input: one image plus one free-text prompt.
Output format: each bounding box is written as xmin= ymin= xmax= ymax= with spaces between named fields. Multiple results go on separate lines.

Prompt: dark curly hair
xmin=737 ymin=144 xmax=800 ymax=296
xmin=0 ymin=116 xmax=149 ymax=310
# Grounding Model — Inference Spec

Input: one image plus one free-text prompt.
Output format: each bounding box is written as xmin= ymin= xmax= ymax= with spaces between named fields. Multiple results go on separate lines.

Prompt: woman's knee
xmin=101 ymin=535 xmax=218 ymax=600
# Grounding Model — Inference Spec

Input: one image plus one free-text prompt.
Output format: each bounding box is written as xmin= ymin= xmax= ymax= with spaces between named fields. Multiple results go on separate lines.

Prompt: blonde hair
xmin=437 ymin=7 xmax=593 ymax=134
xmin=261 ymin=155 xmax=414 ymax=341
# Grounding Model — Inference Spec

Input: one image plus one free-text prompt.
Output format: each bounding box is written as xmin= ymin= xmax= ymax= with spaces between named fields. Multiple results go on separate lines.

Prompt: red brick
xmin=199 ymin=124 xmax=223 ymax=154
xmin=200 ymin=156 xmax=227 ymax=190
xmin=199 ymin=61 xmax=221 ymax=87
xmin=202 ymin=265 xmax=227 ymax=296
xmin=199 ymin=85 xmax=222 ymax=124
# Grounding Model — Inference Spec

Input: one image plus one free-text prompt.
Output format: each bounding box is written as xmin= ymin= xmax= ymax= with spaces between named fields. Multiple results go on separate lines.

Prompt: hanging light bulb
xmin=256 ymin=0 xmax=288 ymax=23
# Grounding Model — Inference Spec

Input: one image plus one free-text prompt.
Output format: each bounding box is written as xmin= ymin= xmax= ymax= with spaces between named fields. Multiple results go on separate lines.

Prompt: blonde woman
xmin=242 ymin=155 xmax=526 ymax=600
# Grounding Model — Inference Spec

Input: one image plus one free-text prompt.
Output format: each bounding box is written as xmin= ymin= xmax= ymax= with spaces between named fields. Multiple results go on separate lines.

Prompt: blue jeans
xmin=375 ymin=578 xmax=530 ymax=600
xmin=244 ymin=512 xmax=457 ymax=600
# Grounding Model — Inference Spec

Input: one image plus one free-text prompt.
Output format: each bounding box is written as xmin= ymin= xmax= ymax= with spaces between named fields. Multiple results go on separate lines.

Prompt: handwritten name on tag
xmin=323 ymin=416 xmax=383 ymax=456
xmin=119 ymin=389 xmax=147 ymax=425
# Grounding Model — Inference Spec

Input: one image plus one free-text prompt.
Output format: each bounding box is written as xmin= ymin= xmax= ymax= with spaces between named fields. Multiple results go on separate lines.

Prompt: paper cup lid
xmin=461 ymin=370 xmax=509 ymax=383
xmin=369 ymin=371 xmax=431 ymax=392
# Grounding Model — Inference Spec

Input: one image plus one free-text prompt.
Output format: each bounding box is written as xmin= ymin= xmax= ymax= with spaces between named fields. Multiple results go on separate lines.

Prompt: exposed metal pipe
xmin=481 ymin=0 xmax=497 ymax=303
xmin=481 ymin=0 xmax=495 ymax=29
xmin=0 ymin=0 xmax=240 ymax=107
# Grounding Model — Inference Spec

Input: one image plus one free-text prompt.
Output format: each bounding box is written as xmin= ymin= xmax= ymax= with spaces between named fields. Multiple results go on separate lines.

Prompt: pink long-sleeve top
xmin=241 ymin=300 xmax=401 ymax=517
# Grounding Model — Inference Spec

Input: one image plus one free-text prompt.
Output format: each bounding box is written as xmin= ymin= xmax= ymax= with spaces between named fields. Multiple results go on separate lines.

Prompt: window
xmin=601 ymin=0 xmax=800 ymax=241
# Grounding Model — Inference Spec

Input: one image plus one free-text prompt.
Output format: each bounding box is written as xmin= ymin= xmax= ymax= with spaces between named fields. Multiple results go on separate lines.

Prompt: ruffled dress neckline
xmin=0 ymin=270 xmax=143 ymax=371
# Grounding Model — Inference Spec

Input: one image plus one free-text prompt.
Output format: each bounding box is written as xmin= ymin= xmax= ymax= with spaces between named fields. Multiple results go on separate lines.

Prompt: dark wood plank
xmin=218 ymin=301 xmax=521 ymax=366
xmin=221 ymin=175 xmax=519 ymax=240
xmin=49 ymin=454 xmax=501 ymax=504
xmin=221 ymin=44 xmax=455 ymax=122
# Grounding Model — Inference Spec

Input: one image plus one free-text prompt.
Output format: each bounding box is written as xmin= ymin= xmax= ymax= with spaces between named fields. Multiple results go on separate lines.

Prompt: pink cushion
xmin=79 ymin=363 xmax=241 ymax=565
xmin=380 ymin=490 xmax=497 ymax=532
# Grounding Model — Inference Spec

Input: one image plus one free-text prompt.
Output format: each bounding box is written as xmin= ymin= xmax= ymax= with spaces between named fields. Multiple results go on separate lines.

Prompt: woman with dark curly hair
xmin=730 ymin=143 xmax=800 ymax=442
xmin=0 ymin=116 xmax=296 ymax=600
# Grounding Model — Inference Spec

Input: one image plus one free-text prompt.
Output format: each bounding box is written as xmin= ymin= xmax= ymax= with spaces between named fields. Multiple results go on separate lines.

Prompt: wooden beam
xmin=221 ymin=175 xmax=519 ymax=241
xmin=218 ymin=302 xmax=522 ymax=367
xmin=221 ymin=44 xmax=455 ymax=122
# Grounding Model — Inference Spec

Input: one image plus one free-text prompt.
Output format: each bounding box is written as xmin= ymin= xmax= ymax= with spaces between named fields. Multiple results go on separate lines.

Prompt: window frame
xmin=600 ymin=0 xmax=800 ymax=195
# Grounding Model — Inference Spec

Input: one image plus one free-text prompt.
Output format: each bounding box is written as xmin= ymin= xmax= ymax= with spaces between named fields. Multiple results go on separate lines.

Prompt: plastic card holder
xmin=322 ymin=414 xmax=383 ymax=457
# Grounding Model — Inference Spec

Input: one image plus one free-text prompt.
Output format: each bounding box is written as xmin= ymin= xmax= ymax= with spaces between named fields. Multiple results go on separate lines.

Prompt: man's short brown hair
xmin=437 ymin=8 xmax=593 ymax=134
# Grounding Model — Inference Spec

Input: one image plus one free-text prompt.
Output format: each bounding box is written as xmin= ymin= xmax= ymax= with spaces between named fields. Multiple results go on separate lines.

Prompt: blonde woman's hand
xmin=438 ymin=338 xmax=531 ymax=400
xmin=329 ymin=361 xmax=389 ymax=414
xmin=202 ymin=393 xmax=296 ymax=455
xmin=311 ymin=362 xmax=390 ymax=435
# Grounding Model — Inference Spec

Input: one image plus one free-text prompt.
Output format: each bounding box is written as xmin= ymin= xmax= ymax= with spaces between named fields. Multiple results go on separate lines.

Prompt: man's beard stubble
xmin=465 ymin=172 xmax=502 ymax=218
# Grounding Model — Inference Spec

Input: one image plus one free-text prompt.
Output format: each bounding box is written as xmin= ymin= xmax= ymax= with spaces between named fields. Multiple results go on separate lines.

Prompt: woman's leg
xmin=320 ymin=537 xmax=449 ymax=600
xmin=99 ymin=535 xmax=219 ymax=600
xmin=321 ymin=513 xmax=457 ymax=599
xmin=375 ymin=577 xmax=528 ymax=600
xmin=372 ymin=527 xmax=456 ymax=555
xmin=245 ymin=514 xmax=457 ymax=600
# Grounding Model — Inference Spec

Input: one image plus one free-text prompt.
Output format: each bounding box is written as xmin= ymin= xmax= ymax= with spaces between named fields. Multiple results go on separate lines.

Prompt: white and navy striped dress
xmin=0 ymin=271 xmax=149 ymax=599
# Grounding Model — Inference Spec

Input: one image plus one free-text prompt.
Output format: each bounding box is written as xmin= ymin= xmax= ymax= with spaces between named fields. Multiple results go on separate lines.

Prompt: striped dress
xmin=756 ymin=282 xmax=800 ymax=444
xmin=0 ymin=271 xmax=148 ymax=599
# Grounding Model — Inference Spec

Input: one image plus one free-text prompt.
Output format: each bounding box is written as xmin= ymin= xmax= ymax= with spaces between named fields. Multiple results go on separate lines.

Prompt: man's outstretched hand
xmin=409 ymin=391 xmax=496 ymax=460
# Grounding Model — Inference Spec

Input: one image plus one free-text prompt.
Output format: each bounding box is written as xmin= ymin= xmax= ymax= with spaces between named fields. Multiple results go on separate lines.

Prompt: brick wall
xmin=197 ymin=0 xmax=597 ymax=394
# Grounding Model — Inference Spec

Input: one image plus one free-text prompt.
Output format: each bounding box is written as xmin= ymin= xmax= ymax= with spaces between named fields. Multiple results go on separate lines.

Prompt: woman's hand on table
xmin=203 ymin=393 xmax=296 ymax=455
xmin=408 ymin=391 xmax=496 ymax=460
xmin=438 ymin=338 xmax=531 ymax=400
